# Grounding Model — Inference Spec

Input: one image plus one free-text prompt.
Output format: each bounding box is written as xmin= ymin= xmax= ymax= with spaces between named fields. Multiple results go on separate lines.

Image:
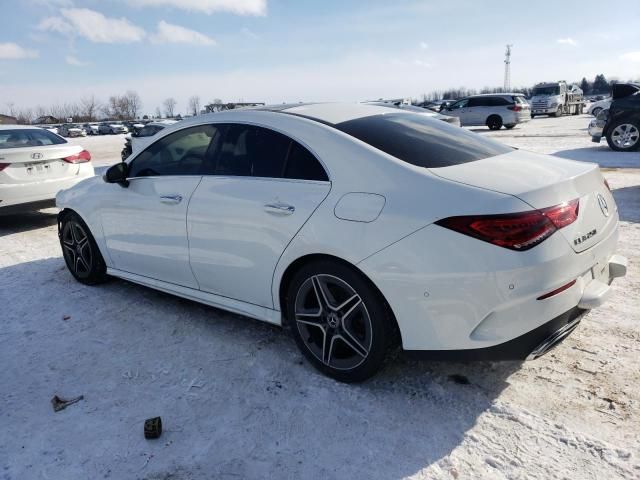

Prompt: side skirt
xmin=107 ymin=268 xmax=283 ymax=326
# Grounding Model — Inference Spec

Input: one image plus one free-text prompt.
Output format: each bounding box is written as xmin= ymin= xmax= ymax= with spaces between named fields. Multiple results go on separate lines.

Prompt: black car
xmin=599 ymin=83 xmax=640 ymax=152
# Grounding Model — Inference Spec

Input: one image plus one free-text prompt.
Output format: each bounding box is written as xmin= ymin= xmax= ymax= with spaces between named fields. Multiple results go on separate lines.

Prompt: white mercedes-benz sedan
xmin=0 ymin=125 xmax=94 ymax=213
xmin=55 ymin=103 xmax=627 ymax=382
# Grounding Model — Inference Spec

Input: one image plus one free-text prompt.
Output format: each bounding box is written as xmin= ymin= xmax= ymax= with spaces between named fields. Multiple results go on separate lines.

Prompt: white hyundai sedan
xmin=0 ymin=126 xmax=94 ymax=213
xmin=55 ymin=103 xmax=626 ymax=382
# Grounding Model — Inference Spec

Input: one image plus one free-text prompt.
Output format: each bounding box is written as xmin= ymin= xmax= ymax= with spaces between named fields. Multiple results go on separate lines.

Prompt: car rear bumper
xmin=358 ymin=215 xmax=624 ymax=353
xmin=404 ymin=306 xmax=587 ymax=360
xmin=0 ymin=165 xmax=94 ymax=209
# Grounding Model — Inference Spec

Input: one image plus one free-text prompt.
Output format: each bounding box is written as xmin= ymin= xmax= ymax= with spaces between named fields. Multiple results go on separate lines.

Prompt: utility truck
xmin=530 ymin=81 xmax=584 ymax=117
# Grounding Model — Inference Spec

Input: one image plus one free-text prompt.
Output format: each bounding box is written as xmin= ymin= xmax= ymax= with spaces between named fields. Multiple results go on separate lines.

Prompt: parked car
xmin=588 ymin=109 xmax=608 ymax=143
xmin=58 ymin=124 xmax=87 ymax=138
xmin=587 ymin=98 xmax=612 ymax=117
xmin=365 ymin=102 xmax=461 ymax=126
xmin=0 ymin=126 xmax=93 ymax=213
xmin=56 ymin=103 xmax=626 ymax=382
xmin=121 ymin=120 xmax=177 ymax=160
xmin=441 ymin=94 xmax=531 ymax=129
xmin=83 ymin=123 xmax=100 ymax=136
xmin=590 ymin=83 xmax=640 ymax=151
xmin=43 ymin=125 xmax=59 ymax=135
xmin=98 ymin=123 xmax=128 ymax=135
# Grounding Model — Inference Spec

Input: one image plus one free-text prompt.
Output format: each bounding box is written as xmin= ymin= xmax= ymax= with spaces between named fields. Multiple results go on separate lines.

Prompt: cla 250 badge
xmin=574 ymin=229 xmax=597 ymax=246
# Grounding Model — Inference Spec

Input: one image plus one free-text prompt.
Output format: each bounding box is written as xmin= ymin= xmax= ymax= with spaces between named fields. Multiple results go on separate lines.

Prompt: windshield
xmin=334 ymin=112 xmax=513 ymax=168
xmin=533 ymin=86 xmax=560 ymax=96
xmin=0 ymin=129 xmax=67 ymax=149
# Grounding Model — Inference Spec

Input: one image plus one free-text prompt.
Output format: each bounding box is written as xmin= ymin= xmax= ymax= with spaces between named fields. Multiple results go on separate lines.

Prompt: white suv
xmin=442 ymin=94 xmax=531 ymax=130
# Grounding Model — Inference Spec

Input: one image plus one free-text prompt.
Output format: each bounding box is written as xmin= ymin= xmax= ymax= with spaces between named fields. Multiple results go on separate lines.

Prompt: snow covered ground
xmin=1 ymin=114 xmax=638 ymax=479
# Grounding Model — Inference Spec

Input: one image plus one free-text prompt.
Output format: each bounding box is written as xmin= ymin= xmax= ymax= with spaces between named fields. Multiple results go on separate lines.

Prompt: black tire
xmin=591 ymin=107 xmax=602 ymax=117
xmin=606 ymin=120 xmax=640 ymax=152
xmin=530 ymin=114 xmax=536 ymax=119
xmin=504 ymin=124 xmax=516 ymax=130
xmin=286 ymin=260 xmax=397 ymax=383
xmin=554 ymin=108 xmax=563 ymax=118
xmin=486 ymin=115 xmax=503 ymax=130
xmin=59 ymin=211 xmax=108 ymax=285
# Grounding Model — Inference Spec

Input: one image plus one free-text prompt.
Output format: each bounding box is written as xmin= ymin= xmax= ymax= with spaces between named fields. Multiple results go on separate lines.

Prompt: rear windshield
xmin=0 ymin=129 xmax=67 ymax=149
xmin=334 ymin=113 xmax=513 ymax=168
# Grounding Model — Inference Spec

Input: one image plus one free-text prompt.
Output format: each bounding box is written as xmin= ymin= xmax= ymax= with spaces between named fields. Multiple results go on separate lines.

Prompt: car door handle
xmin=160 ymin=194 xmax=183 ymax=204
xmin=264 ymin=202 xmax=295 ymax=215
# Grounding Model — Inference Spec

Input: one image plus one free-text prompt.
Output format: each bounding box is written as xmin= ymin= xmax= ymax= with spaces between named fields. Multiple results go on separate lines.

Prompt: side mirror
xmin=104 ymin=161 xmax=129 ymax=187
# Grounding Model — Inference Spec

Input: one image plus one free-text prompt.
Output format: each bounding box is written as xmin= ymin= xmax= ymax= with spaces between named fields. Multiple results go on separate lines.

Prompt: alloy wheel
xmin=61 ymin=221 xmax=93 ymax=277
xmin=294 ymin=274 xmax=373 ymax=371
xmin=611 ymin=124 xmax=639 ymax=149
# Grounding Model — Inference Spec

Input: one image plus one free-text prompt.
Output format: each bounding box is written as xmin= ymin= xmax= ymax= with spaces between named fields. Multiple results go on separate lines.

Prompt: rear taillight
xmin=63 ymin=149 xmax=91 ymax=164
xmin=508 ymin=104 xmax=522 ymax=111
xmin=435 ymin=199 xmax=579 ymax=251
xmin=0 ymin=163 xmax=10 ymax=172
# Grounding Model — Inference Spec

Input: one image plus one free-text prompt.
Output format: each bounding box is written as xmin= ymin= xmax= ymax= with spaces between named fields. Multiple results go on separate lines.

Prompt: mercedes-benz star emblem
xmin=597 ymin=193 xmax=609 ymax=217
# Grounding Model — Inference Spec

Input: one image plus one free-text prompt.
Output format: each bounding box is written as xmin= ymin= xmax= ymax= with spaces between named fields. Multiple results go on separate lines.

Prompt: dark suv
xmin=593 ymin=83 xmax=640 ymax=152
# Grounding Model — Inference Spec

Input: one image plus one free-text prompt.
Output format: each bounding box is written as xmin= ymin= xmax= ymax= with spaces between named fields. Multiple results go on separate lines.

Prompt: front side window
xmin=0 ymin=129 xmax=66 ymax=149
xmin=128 ymin=124 xmax=218 ymax=177
xmin=334 ymin=112 xmax=513 ymax=168
xmin=214 ymin=124 xmax=328 ymax=181
xmin=449 ymin=99 xmax=469 ymax=110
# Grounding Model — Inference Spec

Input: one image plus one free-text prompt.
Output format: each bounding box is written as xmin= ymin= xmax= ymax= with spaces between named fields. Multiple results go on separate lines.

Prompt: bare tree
xmin=124 ymin=90 xmax=142 ymax=119
xmin=163 ymin=97 xmax=177 ymax=118
xmin=80 ymin=95 xmax=100 ymax=121
xmin=155 ymin=107 xmax=162 ymax=119
xmin=188 ymin=95 xmax=201 ymax=116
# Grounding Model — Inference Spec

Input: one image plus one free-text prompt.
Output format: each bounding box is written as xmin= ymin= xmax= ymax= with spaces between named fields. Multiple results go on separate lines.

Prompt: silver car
xmin=442 ymin=94 xmax=531 ymax=130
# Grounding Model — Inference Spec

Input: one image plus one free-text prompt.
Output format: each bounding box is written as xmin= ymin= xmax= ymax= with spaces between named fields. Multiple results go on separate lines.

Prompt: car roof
xmin=254 ymin=102 xmax=409 ymax=124
xmin=468 ymin=93 xmax=524 ymax=97
xmin=0 ymin=125 xmax=43 ymax=131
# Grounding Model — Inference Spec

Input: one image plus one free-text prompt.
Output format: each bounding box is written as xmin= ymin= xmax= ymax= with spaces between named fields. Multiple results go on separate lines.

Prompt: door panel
xmin=188 ymin=177 xmax=330 ymax=307
xmin=101 ymin=176 xmax=202 ymax=288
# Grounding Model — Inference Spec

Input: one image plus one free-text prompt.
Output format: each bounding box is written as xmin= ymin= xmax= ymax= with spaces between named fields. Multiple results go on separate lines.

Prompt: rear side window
xmin=335 ymin=113 xmax=513 ymax=168
xmin=0 ymin=129 xmax=66 ymax=149
xmin=214 ymin=124 xmax=328 ymax=181
xmin=284 ymin=141 xmax=328 ymax=181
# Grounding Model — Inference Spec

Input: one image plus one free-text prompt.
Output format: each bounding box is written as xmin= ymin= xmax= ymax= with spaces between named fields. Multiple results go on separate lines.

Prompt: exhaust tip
xmin=526 ymin=316 xmax=582 ymax=360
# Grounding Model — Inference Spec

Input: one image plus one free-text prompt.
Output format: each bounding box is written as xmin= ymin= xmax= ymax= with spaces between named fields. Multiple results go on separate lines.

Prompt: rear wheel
xmin=487 ymin=115 xmax=503 ymax=130
xmin=606 ymin=121 xmax=640 ymax=151
xmin=286 ymin=260 xmax=396 ymax=383
xmin=59 ymin=212 xmax=108 ymax=285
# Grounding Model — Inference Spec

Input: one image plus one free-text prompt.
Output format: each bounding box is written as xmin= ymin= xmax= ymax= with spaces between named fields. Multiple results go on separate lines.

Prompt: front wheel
xmin=591 ymin=107 xmax=602 ymax=117
xmin=59 ymin=212 xmax=108 ymax=285
xmin=606 ymin=121 xmax=640 ymax=151
xmin=286 ymin=261 xmax=397 ymax=382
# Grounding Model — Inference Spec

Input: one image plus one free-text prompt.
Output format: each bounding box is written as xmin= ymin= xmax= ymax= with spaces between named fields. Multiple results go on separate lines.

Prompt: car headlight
xmin=550 ymin=102 xmax=558 ymax=107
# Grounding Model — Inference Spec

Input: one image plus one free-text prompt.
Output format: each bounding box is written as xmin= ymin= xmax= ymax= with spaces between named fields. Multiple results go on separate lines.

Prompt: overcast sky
xmin=1 ymin=0 xmax=639 ymax=115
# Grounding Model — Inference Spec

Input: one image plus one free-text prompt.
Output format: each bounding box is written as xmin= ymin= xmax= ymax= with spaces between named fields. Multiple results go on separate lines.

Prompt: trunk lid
xmin=0 ymin=144 xmax=83 ymax=184
xmin=429 ymin=150 xmax=617 ymax=252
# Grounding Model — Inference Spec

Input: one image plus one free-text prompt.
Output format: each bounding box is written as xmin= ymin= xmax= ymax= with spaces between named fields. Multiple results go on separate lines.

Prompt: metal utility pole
xmin=504 ymin=44 xmax=513 ymax=91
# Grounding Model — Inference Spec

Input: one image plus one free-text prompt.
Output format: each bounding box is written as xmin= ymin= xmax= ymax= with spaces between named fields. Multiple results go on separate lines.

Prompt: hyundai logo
xmin=31 ymin=153 xmax=43 ymax=160
xmin=597 ymin=193 xmax=609 ymax=217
